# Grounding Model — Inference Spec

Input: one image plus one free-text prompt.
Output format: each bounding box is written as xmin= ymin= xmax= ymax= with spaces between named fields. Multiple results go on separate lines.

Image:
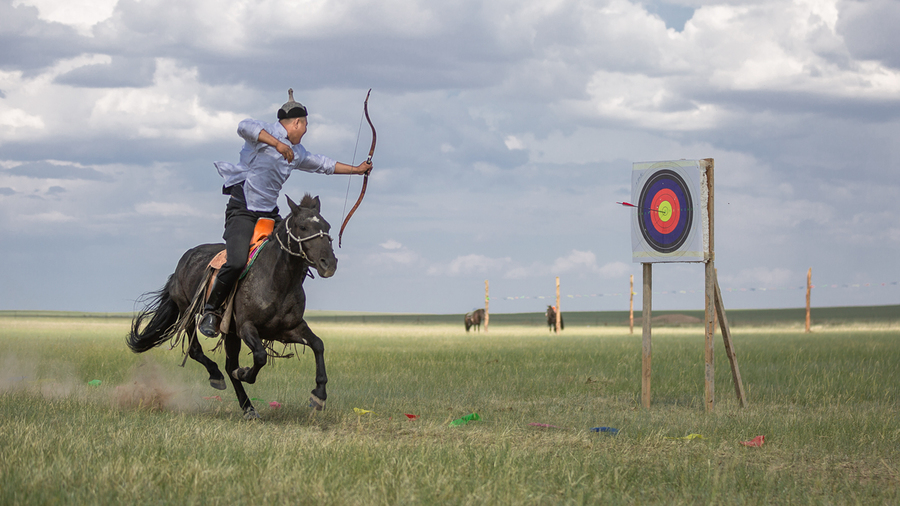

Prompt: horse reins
xmin=274 ymin=216 xmax=331 ymax=263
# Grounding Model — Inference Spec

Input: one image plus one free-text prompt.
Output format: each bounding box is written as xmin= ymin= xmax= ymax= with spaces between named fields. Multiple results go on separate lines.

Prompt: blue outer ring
xmin=637 ymin=169 xmax=693 ymax=253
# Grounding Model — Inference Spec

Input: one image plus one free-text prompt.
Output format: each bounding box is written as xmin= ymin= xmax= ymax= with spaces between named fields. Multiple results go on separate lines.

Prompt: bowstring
xmin=341 ymin=106 xmax=366 ymax=225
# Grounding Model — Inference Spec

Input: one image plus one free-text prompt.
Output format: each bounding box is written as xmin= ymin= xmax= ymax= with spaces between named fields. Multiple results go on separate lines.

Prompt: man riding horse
xmin=201 ymin=90 xmax=372 ymax=338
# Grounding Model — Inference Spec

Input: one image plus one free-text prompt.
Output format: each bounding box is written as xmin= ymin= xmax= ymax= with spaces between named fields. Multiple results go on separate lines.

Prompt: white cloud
xmin=380 ymin=239 xmax=403 ymax=250
xmin=89 ymin=59 xmax=246 ymax=141
xmin=551 ymin=250 xmax=599 ymax=274
xmin=598 ymin=261 xmax=631 ymax=279
xmin=21 ymin=211 xmax=76 ymax=223
xmin=504 ymin=135 xmax=525 ymax=150
xmin=14 ymin=0 xmax=118 ymax=36
xmin=429 ymin=254 xmax=512 ymax=276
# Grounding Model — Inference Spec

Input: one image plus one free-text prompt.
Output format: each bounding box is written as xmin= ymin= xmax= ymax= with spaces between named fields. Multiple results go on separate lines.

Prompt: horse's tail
xmin=127 ymin=276 xmax=181 ymax=353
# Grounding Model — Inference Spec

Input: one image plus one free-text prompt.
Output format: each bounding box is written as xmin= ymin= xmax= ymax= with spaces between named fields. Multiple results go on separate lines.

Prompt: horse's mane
xmin=299 ymin=193 xmax=317 ymax=209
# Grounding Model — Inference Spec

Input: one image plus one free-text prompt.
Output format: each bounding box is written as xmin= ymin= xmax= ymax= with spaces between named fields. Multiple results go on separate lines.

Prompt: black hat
xmin=277 ymin=88 xmax=308 ymax=120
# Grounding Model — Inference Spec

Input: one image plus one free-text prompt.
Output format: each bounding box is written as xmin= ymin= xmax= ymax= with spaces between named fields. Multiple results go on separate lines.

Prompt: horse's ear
xmin=311 ymin=195 xmax=321 ymax=213
xmin=286 ymin=195 xmax=301 ymax=215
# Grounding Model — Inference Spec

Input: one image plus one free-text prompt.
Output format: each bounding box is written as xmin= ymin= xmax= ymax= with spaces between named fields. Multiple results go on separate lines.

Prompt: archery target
xmin=631 ymin=160 xmax=709 ymax=263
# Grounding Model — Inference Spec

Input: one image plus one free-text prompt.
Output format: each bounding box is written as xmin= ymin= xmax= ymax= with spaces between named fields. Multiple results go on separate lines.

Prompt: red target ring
xmin=649 ymin=189 xmax=681 ymax=235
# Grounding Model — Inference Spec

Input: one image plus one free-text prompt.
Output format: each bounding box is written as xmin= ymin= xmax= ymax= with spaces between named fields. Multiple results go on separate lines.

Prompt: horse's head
xmin=284 ymin=194 xmax=337 ymax=278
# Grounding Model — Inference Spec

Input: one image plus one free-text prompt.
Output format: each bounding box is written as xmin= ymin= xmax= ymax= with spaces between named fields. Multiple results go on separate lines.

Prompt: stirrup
xmin=198 ymin=311 xmax=221 ymax=338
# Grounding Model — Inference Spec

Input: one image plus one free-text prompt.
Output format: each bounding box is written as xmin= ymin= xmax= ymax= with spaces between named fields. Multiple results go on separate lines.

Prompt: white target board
xmin=631 ymin=160 xmax=709 ymax=263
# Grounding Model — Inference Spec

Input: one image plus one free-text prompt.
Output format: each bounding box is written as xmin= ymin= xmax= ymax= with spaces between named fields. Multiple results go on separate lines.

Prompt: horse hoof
xmin=243 ymin=406 xmax=260 ymax=420
xmin=309 ymin=395 xmax=325 ymax=411
xmin=209 ymin=378 xmax=227 ymax=390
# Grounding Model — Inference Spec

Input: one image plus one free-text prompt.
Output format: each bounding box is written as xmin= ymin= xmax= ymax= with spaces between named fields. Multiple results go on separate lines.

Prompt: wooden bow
xmin=338 ymin=89 xmax=376 ymax=247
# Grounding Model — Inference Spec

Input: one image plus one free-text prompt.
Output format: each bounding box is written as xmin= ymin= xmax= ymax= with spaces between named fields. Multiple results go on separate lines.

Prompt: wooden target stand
xmin=639 ymin=159 xmax=747 ymax=411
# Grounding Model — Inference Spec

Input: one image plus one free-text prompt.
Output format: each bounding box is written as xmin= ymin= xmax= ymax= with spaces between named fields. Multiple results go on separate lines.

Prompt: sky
xmin=1 ymin=0 xmax=898 ymax=315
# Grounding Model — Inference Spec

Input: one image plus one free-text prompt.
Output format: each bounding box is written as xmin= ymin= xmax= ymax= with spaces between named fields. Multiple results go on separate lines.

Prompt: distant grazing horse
xmin=127 ymin=194 xmax=337 ymax=419
xmin=546 ymin=305 xmax=564 ymax=332
xmin=465 ymin=308 xmax=485 ymax=332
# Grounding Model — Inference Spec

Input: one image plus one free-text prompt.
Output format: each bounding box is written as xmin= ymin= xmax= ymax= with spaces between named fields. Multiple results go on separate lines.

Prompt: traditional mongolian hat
xmin=277 ymin=88 xmax=308 ymax=119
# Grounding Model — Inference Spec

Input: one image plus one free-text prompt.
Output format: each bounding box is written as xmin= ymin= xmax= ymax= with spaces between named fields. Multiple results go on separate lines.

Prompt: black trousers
xmin=215 ymin=184 xmax=281 ymax=290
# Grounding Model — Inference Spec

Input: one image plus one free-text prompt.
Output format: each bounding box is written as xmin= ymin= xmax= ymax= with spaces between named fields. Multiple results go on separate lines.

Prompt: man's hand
xmin=357 ymin=160 xmax=373 ymax=175
xmin=275 ymin=141 xmax=294 ymax=163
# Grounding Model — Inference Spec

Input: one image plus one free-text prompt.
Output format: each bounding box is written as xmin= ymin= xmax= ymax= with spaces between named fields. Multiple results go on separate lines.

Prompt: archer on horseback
xmin=201 ymin=89 xmax=373 ymax=338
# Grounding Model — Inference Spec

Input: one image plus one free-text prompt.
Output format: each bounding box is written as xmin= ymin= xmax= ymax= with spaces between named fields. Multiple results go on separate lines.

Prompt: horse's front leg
xmin=224 ymin=330 xmax=257 ymax=419
xmin=231 ymin=321 xmax=267 ymax=385
xmin=298 ymin=320 xmax=327 ymax=410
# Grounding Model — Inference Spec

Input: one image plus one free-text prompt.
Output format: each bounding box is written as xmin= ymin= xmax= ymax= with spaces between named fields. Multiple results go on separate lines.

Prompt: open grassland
xmin=0 ymin=312 xmax=898 ymax=505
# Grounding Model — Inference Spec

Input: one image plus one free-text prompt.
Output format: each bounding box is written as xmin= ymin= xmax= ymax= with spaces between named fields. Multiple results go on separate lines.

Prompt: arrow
xmin=617 ymin=201 xmax=660 ymax=213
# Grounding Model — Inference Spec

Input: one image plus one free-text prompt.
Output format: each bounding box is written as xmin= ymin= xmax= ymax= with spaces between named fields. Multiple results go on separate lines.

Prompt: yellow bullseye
xmin=658 ymin=201 xmax=672 ymax=221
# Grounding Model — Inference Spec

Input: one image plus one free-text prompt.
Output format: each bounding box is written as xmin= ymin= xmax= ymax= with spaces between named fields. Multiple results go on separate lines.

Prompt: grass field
xmin=0 ymin=310 xmax=898 ymax=504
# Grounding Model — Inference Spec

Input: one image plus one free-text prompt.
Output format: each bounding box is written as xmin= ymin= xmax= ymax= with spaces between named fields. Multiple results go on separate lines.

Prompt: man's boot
xmin=199 ymin=277 xmax=231 ymax=338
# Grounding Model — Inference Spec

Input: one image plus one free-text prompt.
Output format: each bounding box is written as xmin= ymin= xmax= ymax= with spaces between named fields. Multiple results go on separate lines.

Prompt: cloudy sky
xmin=1 ymin=0 xmax=898 ymax=315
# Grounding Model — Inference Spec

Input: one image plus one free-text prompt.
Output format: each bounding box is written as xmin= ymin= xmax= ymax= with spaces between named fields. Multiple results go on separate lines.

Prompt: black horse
xmin=546 ymin=305 xmax=564 ymax=332
xmin=127 ymin=194 xmax=337 ymax=419
xmin=464 ymin=308 xmax=485 ymax=332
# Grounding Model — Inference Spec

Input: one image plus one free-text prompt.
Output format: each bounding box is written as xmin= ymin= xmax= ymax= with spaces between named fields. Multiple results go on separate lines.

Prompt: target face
xmin=631 ymin=160 xmax=709 ymax=263
xmin=637 ymin=169 xmax=693 ymax=253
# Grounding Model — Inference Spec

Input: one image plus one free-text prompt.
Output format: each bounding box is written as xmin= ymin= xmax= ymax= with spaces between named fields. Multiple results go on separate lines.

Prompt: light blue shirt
xmin=214 ymin=119 xmax=337 ymax=212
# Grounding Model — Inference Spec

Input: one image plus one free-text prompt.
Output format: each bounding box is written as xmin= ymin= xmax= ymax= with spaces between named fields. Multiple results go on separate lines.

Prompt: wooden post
xmin=629 ymin=274 xmax=634 ymax=335
xmin=484 ymin=279 xmax=490 ymax=333
xmin=641 ymin=263 xmax=652 ymax=408
xmin=703 ymin=158 xmax=715 ymax=412
xmin=555 ymin=277 xmax=561 ymax=335
xmin=714 ymin=269 xmax=748 ymax=407
xmin=805 ymin=268 xmax=812 ymax=333
xmin=705 ymin=263 xmax=716 ymax=412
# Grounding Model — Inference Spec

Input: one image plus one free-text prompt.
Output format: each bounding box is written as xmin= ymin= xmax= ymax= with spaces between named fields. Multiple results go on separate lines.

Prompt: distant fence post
xmin=805 ymin=268 xmax=812 ymax=333
xmin=629 ymin=274 xmax=634 ymax=335
xmin=484 ymin=279 xmax=490 ymax=333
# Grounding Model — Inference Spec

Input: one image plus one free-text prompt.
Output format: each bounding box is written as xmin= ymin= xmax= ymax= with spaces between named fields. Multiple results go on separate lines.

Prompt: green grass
xmin=0 ymin=315 xmax=898 ymax=504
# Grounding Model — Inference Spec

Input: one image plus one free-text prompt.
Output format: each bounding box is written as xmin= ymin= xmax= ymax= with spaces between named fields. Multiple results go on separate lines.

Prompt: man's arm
xmin=256 ymin=129 xmax=294 ymax=163
xmin=334 ymin=160 xmax=373 ymax=175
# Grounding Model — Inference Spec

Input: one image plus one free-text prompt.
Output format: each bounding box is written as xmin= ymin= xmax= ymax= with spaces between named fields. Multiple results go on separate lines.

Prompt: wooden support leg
xmin=642 ymin=263 xmax=652 ymax=408
xmin=714 ymin=270 xmax=748 ymax=408
xmin=705 ymin=262 xmax=715 ymax=412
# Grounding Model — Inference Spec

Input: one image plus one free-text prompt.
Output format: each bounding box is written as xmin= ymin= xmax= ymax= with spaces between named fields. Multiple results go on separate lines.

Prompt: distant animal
xmin=465 ymin=308 xmax=485 ymax=332
xmin=546 ymin=305 xmax=564 ymax=332
xmin=127 ymin=194 xmax=337 ymax=419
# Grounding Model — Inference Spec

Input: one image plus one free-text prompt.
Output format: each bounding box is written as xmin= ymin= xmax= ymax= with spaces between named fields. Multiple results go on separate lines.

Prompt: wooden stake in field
xmin=806 ymin=268 xmax=812 ymax=333
xmin=642 ymin=264 xmax=652 ymax=408
xmin=629 ymin=274 xmax=634 ymax=335
xmin=555 ymin=277 xmax=561 ymax=335
xmin=700 ymin=159 xmax=747 ymax=411
xmin=704 ymin=161 xmax=716 ymax=411
xmin=484 ymin=279 xmax=490 ymax=333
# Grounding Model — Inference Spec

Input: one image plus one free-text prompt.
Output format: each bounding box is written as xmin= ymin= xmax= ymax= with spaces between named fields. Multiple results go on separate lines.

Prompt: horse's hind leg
xmin=186 ymin=328 xmax=226 ymax=390
xmin=224 ymin=331 xmax=257 ymax=419
xmin=298 ymin=320 xmax=327 ymax=410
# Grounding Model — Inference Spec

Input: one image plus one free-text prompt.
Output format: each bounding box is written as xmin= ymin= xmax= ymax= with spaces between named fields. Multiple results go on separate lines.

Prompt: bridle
xmin=274 ymin=215 xmax=332 ymax=262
